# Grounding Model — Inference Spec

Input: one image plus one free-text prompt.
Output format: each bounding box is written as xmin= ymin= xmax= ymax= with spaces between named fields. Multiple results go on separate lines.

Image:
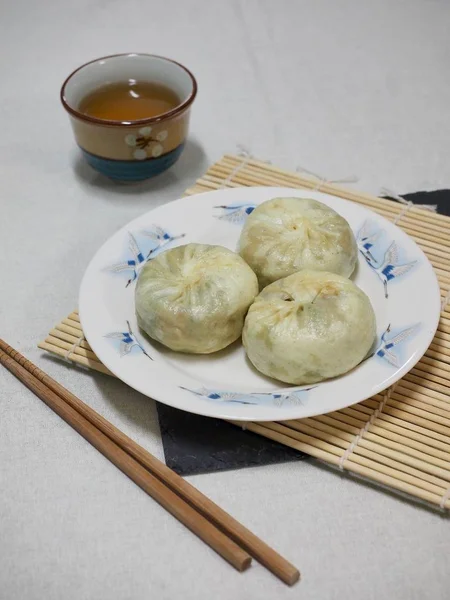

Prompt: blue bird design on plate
xmin=106 ymin=226 xmax=185 ymax=287
xmin=356 ymin=221 xmax=417 ymax=298
xmin=105 ymin=320 xmax=153 ymax=360
xmin=180 ymin=386 xmax=315 ymax=407
xmin=214 ymin=203 xmax=256 ymax=224
xmin=356 ymin=221 xmax=381 ymax=263
xmin=375 ymin=323 xmax=418 ymax=367
xmin=365 ymin=241 xmax=416 ymax=299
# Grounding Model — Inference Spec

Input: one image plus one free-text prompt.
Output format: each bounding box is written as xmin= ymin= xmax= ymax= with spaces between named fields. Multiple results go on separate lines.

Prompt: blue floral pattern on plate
xmin=105 ymin=321 xmax=153 ymax=360
xmin=180 ymin=386 xmax=315 ymax=407
xmin=106 ymin=226 xmax=185 ymax=287
xmin=374 ymin=323 xmax=419 ymax=367
xmin=214 ymin=203 xmax=256 ymax=223
xmin=356 ymin=221 xmax=417 ymax=298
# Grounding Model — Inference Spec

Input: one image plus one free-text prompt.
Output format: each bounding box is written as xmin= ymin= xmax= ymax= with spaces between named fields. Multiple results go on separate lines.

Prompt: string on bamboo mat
xmin=380 ymin=187 xmax=437 ymax=226
xmin=295 ymin=166 xmax=358 ymax=192
xmin=440 ymin=485 xmax=450 ymax=510
xmin=338 ymin=386 xmax=395 ymax=471
xmin=441 ymin=289 xmax=450 ymax=311
xmin=220 ymin=145 xmax=270 ymax=189
xmin=223 ymin=148 xmax=359 ymax=194
xmin=64 ymin=332 xmax=86 ymax=363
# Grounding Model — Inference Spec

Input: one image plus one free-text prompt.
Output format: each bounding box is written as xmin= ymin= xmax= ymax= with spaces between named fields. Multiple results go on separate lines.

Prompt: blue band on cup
xmin=80 ymin=143 xmax=185 ymax=181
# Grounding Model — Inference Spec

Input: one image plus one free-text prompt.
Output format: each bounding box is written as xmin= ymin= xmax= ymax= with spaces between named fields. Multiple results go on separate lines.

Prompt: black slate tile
xmin=157 ymin=403 xmax=306 ymax=476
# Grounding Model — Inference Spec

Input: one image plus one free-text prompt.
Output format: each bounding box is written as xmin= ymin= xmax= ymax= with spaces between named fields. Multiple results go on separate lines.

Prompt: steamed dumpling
xmin=135 ymin=243 xmax=258 ymax=354
xmin=243 ymin=270 xmax=376 ymax=384
xmin=238 ymin=197 xmax=357 ymax=288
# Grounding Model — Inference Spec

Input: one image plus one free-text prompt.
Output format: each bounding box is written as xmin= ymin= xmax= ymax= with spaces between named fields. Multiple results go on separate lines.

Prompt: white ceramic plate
xmin=79 ymin=187 xmax=440 ymax=421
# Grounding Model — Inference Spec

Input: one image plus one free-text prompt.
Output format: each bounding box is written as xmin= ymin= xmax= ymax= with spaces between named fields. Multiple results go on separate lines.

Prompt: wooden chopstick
xmin=0 ymin=345 xmax=250 ymax=572
xmin=0 ymin=340 xmax=300 ymax=586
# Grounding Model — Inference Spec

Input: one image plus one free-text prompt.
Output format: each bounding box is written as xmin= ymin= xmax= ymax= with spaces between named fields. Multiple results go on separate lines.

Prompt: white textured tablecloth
xmin=1 ymin=1 xmax=450 ymax=598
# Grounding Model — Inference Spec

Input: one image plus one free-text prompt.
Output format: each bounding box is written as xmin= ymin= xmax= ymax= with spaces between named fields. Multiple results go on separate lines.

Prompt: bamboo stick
xmin=45 ymin=336 xmax=98 ymax=362
xmin=360 ymin=432 xmax=450 ymax=475
xmin=363 ymin=395 xmax=450 ymax=426
xmin=439 ymin=323 xmax=450 ymax=335
xmin=340 ymin=405 xmax=372 ymax=420
xmin=368 ymin=404 xmax=450 ymax=438
xmin=311 ymin=413 xmax=450 ymax=454
xmin=310 ymin=414 xmax=361 ymax=435
xmin=63 ymin=318 xmax=83 ymax=331
xmin=287 ymin=419 xmax=448 ymax=490
xmin=211 ymin=162 xmax=450 ymax=256
xmin=416 ymin=355 xmax=450 ymax=374
xmin=426 ymin=349 xmax=450 ymax=365
xmin=209 ymin=163 xmax=450 ymax=237
xmin=220 ymin=156 xmax=450 ymax=227
xmin=411 ymin=364 xmax=450 ymax=385
xmin=295 ymin=417 xmax=450 ymax=470
xmin=434 ymin=330 xmax=450 ymax=343
xmin=396 ymin=381 xmax=450 ymax=405
xmin=56 ymin=322 xmax=83 ymax=338
xmin=388 ymin=396 xmax=450 ymax=426
xmin=434 ymin=267 xmax=450 ymax=282
xmin=395 ymin=378 xmax=450 ymax=404
xmin=37 ymin=341 xmax=113 ymax=376
xmin=429 ymin=338 xmax=450 ymax=353
xmin=49 ymin=329 xmax=92 ymax=351
xmin=390 ymin=389 xmax=450 ymax=415
xmin=405 ymin=372 xmax=450 ymax=395
xmin=330 ymin=410 xmax=367 ymax=429
xmin=229 ymin=421 xmax=450 ymax=509
xmin=312 ymin=413 xmax=450 ymax=457
xmin=205 ymin=161 xmax=450 ymax=246
xmin=270 ymin=421 xmax=449 ymax=493
xmin=320 ymin=408 xmax=450 ymax=447
xmin=375 ymin=412 xmax=450 ymax=446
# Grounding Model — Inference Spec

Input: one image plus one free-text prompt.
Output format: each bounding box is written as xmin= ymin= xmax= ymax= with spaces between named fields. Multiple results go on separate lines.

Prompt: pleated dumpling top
xmin=135 ymin=243 xmax=258 ymax=354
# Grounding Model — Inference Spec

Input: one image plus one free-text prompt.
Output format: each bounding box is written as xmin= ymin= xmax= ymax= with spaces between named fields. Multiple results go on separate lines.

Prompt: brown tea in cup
xmin=78 ymin=80 xmax=181 ymax=121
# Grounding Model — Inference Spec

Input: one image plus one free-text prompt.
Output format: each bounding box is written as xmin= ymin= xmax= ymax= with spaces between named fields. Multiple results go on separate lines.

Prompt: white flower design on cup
xmin=125 ymin=127 xmax=168 ymax=160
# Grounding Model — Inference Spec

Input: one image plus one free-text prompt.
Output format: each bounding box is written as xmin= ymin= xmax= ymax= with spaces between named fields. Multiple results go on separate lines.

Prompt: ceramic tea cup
xmin=61 ymin=53 xmax=197 ymax=181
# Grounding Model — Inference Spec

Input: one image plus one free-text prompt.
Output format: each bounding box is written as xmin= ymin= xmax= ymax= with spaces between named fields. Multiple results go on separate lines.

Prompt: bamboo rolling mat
xmin=39 ymin=154 xmax=450 ymax=511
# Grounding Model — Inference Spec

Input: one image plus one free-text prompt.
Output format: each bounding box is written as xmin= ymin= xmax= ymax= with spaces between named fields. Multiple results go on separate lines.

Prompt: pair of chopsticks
xmin=0 ymin=340 xmax=299 ymax=586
